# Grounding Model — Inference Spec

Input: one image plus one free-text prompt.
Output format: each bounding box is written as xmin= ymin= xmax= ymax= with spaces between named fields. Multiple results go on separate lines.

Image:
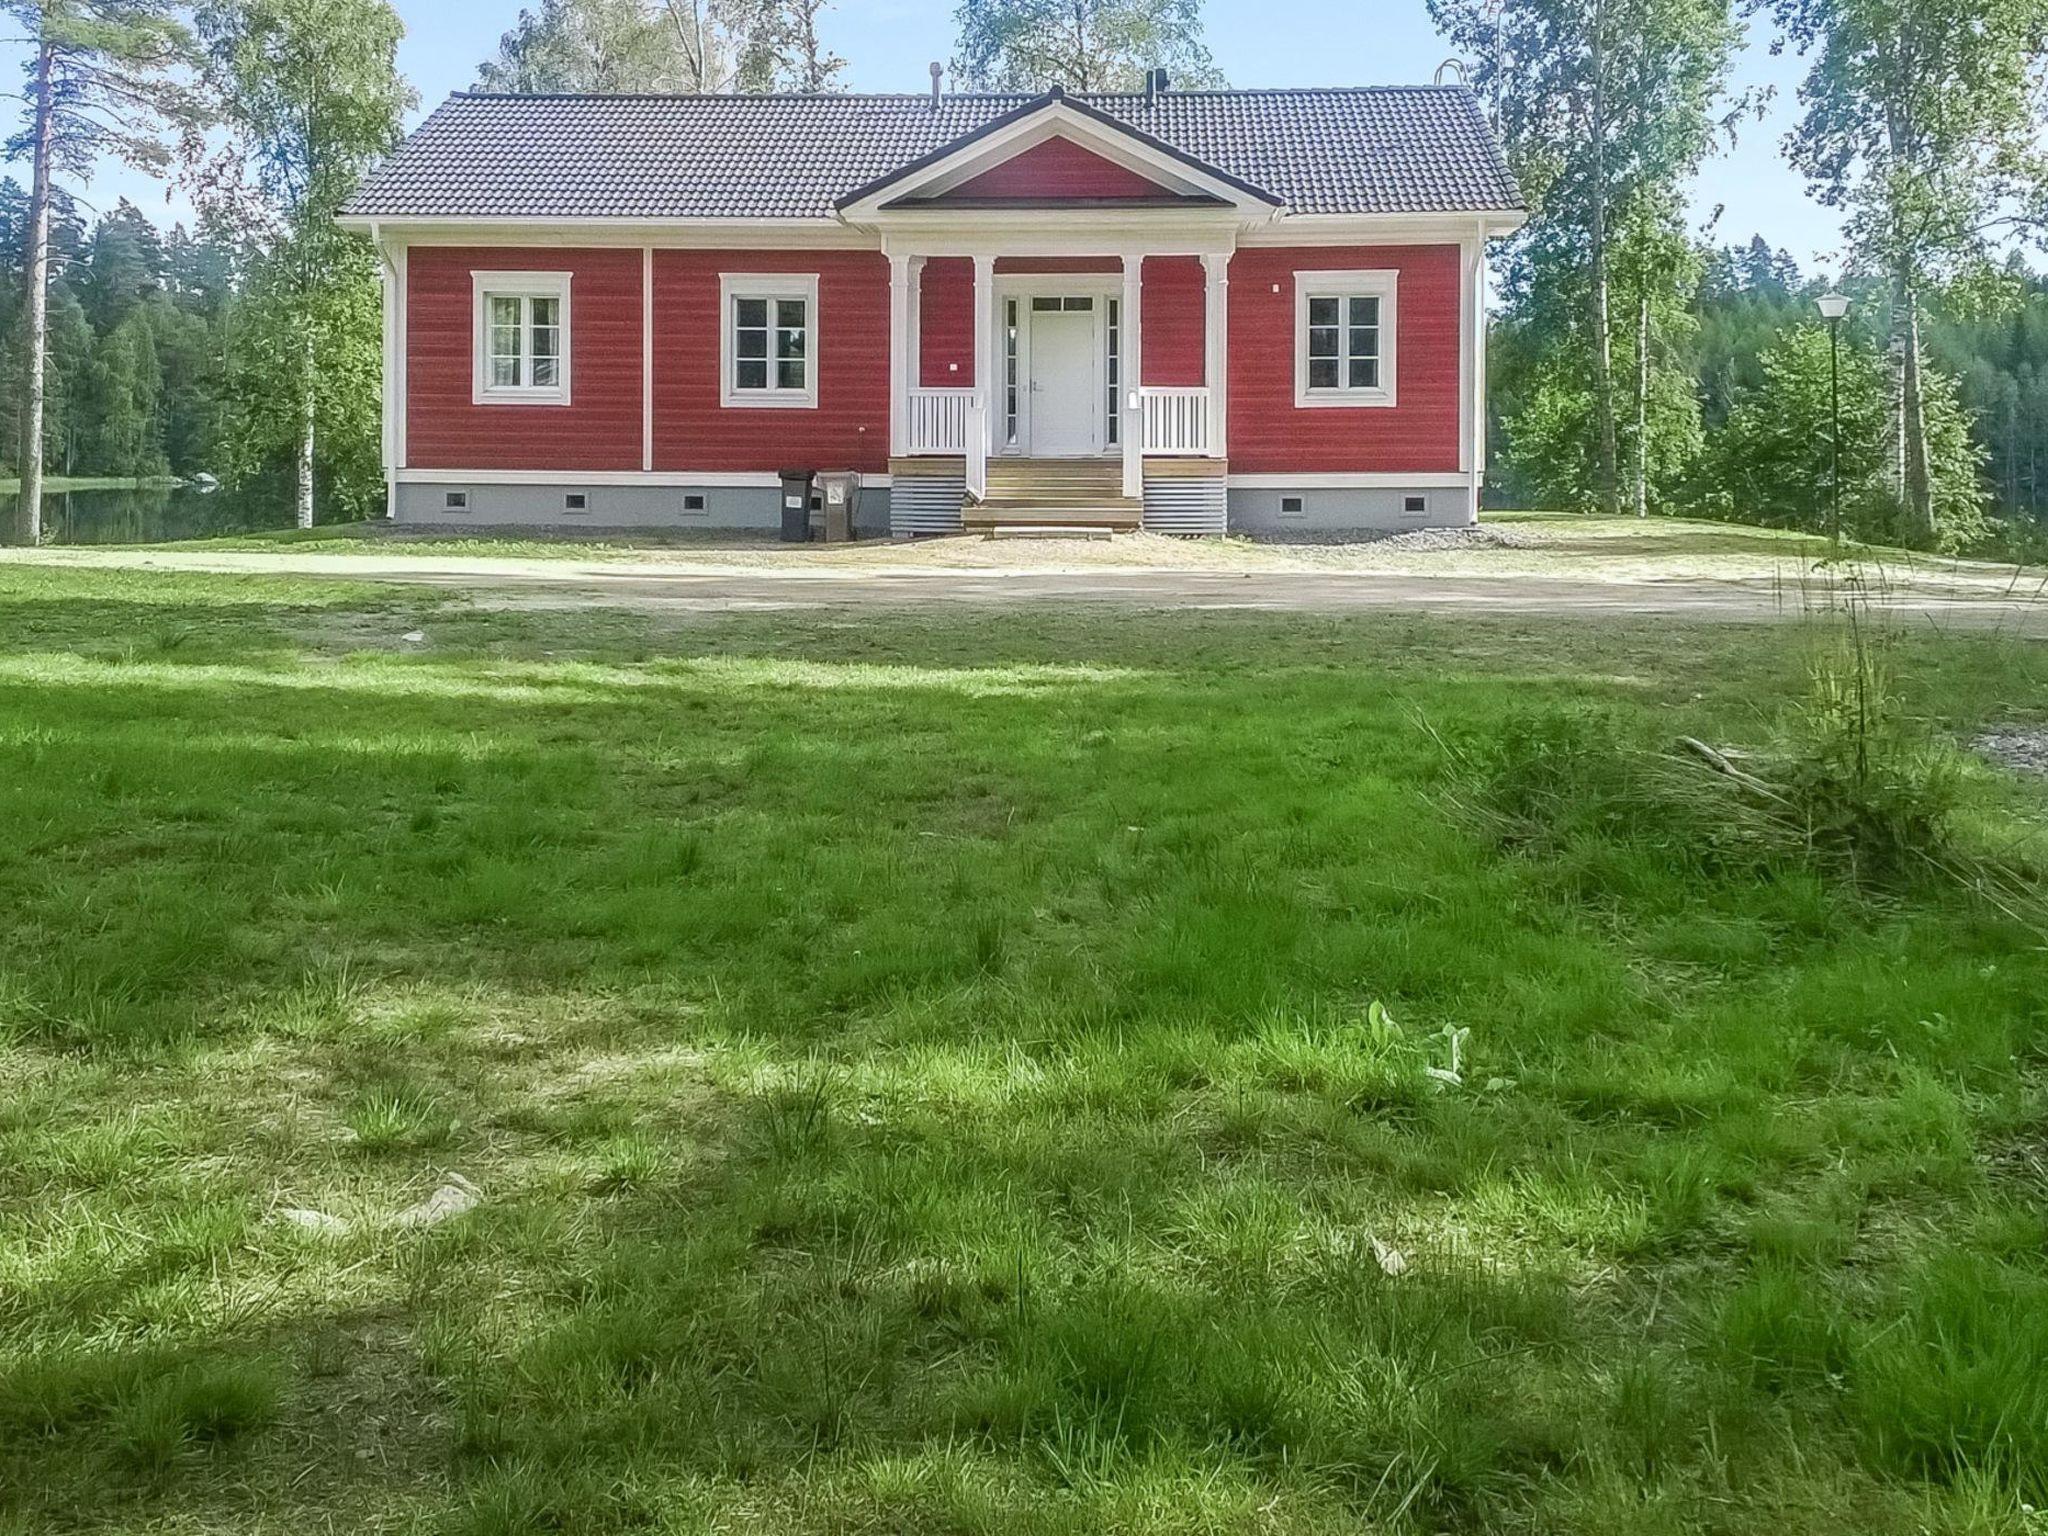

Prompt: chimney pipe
xmin=929 ymin=61 xmax=943 ymax=108
xmin=1145 ymin=67 xmax=1168 ymax=105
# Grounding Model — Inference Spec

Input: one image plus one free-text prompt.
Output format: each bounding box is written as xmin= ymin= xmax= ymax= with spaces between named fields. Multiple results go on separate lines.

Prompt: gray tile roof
xmin=343 ymin=87 xmax=1523 ymax=222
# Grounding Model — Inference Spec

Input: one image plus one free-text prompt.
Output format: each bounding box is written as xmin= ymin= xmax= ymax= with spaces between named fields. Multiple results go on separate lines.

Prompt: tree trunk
xmin=1586 ymin=3 xmax=1619 ymax=516
xmin=18 ymin=43 xmax=55 ymax=546
xmin=297 ymin=331 xmax=316 ymax=529
xmin=1893 ymin=266 xmax=1935 ymax=546
xmin=1634 ymin=284 xmax=1650 ymax=519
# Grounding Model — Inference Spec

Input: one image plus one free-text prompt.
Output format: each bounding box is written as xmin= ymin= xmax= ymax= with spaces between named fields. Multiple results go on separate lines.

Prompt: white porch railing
xmin=965 ymin=394 xmax=988 ymax=502
xmin=1139 ymin=387 xmax=1214 ymax=455
xmin=907 ymin=387 xmax=976 ymax=453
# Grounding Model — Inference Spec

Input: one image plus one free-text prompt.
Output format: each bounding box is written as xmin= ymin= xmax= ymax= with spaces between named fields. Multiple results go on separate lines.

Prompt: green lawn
xmin=2 ymin=565 xmax=2045 ymax=1534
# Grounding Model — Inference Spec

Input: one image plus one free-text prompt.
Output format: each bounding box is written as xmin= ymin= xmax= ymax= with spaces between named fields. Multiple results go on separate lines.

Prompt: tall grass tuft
xmin=1851 ymin=1255 xmax=2048 ymax=1500
xmin=1441 ymin=585 xmax=2038 ymax=919
xmin=112 ymin=1356 xmax=284 ymax=1470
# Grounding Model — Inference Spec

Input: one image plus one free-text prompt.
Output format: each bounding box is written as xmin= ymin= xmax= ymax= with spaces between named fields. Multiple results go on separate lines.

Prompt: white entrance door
xmin=1029 ymin=308 xmax=1099 ymax=456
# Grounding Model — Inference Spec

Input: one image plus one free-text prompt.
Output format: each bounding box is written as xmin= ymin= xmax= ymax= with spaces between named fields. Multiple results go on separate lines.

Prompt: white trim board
xmin=397 ymin=469 xmax=894 ymax=489
xmin=641 ymin=247 xmax=654 ymax=472
xmin=1293 ymin=269 xmax=1398 ymax=410
xmin=471 ymin=270 xmax=573 ymax=407
xmin=719 ymin=272 xmax=822 ymax=409
xmin=340 ymin=210 xmax=1524 ymax=249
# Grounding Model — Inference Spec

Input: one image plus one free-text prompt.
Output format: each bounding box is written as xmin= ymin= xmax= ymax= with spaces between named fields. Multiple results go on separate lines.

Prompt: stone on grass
xmin=392 ymin=1173 xmax=481 ymax=1228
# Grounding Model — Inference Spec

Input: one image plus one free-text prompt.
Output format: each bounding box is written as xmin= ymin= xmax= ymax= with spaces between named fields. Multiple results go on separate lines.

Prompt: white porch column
xmin=972 ymin=254 xmax=995 ymax=452
xmin=888 ymin=251 xmax=914 ymax=457
xmin=1120 ymin=252 xmax=1145 ymax=498
xmin=908 ymin=255 xmax=927 ymax=394
xmin=1201 ymin=251 xmax=1229 ymax=460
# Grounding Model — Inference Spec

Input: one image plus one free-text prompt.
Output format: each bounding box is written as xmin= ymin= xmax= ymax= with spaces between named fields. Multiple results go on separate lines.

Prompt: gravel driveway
xmin=11 ymin=540 xmax=2048 ymax=632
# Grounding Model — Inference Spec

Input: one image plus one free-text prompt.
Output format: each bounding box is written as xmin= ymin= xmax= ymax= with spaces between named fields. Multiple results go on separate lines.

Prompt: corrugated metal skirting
xmin=890 ymin=475 xmax=966 ymax=537
xmin=1142 ymin=473 xmax=1228 ymax=535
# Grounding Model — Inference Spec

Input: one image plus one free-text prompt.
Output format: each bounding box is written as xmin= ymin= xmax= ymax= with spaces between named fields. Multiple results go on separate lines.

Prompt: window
xmin=564 ymin=493 xmax=589 ymax=513
xmin=1294 ymin=270 xmax=1397 ymax=408
xmin=721 ymin=274 xmax=819 ymax=408
xmin=443 ymin=490 xmax=470 ymax=512
xmin=1003 ymin=298 xmax=1020 ymax=447
xmin=1280 ymin=495 xmax=1306 ymax=519
xmin=472 ymin=272 xmax=571 ymax=405
xmin=1105 ymin=297 xmax=1121 ymax=447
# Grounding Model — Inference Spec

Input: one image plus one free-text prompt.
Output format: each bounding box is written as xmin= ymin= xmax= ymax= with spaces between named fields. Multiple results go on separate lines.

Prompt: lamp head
xmin=1816 ymin=291 xmax=1851 ymax=322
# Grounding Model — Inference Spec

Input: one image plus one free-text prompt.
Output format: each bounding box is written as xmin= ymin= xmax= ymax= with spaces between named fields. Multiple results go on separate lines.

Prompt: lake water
xmin=0 ymin=484 xmax=295 ymax=547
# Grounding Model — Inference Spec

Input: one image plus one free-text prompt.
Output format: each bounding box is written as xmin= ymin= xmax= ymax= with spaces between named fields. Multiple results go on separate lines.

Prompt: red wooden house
xmin=339 ymin=76 xmax=1524 ymax=536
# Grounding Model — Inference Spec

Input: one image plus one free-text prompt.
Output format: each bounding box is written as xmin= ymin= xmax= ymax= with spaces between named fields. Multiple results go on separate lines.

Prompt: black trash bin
xmin=778 ymin=469 xmax=816 ymax=542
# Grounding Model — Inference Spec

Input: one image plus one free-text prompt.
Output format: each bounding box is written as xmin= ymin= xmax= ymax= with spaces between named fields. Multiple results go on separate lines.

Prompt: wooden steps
xmin=966 ymin=457 xmax=1142 ymax=533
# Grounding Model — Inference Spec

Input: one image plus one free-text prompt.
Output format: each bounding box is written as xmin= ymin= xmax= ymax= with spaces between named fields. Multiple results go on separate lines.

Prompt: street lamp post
xmin=1816 ymin=290 xmax=1851 ymax=553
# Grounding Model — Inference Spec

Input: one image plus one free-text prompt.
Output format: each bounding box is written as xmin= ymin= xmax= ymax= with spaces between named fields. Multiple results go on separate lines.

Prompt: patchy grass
xmin=1 ymin=564 xmax=2045 ymax=1533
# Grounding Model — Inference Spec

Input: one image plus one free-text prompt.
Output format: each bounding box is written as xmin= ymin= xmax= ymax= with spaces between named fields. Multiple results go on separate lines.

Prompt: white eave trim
xmin=340 ymin=209 xmax=1522 ymax=252
xmin=1240 ymin=211 xmax=1526 ymax=246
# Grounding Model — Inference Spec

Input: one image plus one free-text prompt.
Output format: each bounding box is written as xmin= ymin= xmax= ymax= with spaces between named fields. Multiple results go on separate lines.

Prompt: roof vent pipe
xmin=928 ymin=61 xmax=943 ymax=107
xmin=1145 ymin=67 xmax=1168 ymax=106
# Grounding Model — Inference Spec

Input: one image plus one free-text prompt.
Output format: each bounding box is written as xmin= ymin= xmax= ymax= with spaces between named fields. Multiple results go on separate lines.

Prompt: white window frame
xmin=721 ymin=273 xmax=820 ymax=409
xmin=1294 ymin=269 xmax=1397 ymax=409
xmin=472 ymin=271 xmax=572 ymax=407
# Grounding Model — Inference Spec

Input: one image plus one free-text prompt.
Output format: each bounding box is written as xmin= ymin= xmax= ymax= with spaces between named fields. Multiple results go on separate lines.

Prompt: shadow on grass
xmin=2 ymin=589 xmax=2046 ymax=1532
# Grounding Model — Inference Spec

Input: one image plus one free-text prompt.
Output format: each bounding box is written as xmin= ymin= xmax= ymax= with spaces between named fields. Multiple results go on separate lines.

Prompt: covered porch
xmin=833 ymin=90 xmax=1272 ymax=537
xmin=884 ymin=244 xmax=1231 ymax=535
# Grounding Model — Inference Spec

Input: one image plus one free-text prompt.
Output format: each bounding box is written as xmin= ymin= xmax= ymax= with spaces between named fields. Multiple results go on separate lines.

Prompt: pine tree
xmin=2 ymin=0 xmax=194 ymax=540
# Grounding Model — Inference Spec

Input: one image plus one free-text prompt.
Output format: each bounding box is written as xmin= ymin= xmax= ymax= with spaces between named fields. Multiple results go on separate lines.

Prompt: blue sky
xmin=5 ymin=0 xmax=1847 ymax=275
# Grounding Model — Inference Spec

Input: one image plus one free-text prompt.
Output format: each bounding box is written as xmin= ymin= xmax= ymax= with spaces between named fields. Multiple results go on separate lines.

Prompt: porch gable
xmin=834 ymin=90 xmax=1284 ymax=223
xmin=921 ymin=136 xmax=1207 ymax=207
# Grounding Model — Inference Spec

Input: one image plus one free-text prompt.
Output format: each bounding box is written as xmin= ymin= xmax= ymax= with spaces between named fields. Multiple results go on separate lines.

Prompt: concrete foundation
xmin=1226 ymin=485 xmax=1473 ymax=536
xmin=393 ymin=480 xmax=892 ymax=537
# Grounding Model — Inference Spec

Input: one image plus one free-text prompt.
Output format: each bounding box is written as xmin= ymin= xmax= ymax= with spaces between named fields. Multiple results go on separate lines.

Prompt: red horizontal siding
xmin=407 ymin=246 xmax=644 ymax=472
xmin=944 ymin=137 xmax=1169 ymax=200
xmin=401 ymin=240 xmax=1460 ymax=480
xmin=1226 ymin=244 xmax=1462 ymax=476
xmin=651 ymin=250 xmax=890 ymax=476
xmin=919 ymin=257 xmax=974 ymax=387
xmin=1141 ymin=256 xmax=1206 ymax=388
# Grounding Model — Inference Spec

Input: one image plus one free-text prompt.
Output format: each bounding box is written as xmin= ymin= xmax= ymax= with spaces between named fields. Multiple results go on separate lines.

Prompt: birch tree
xmin=193 ymin=0 xmax=408 ymax=527
xmin=950 ymin=0 xmax=1225 ymax=91
xmin=1763 ymin=0 xmax=2048 ymax=547
xmin=1430 ymin=0 xmax=1742 ymax=514
xmin=3 ymin=0 xmax=193 ymax=543
xmin=477 ymin=0 xmax=843 ymax=93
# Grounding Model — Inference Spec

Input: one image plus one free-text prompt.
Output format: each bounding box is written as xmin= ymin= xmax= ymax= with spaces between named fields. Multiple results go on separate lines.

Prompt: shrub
xmin=1445 ymin=604 xmax=2001 ymax=903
